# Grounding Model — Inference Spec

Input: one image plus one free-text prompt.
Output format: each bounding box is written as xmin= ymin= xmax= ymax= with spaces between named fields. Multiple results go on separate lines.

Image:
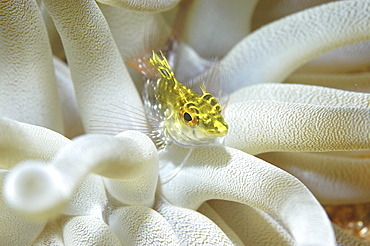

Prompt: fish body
xmin=90 ymin=0 xmax=227 ymax=148
xmin=130 ymin=50 xmax=228 ymax=149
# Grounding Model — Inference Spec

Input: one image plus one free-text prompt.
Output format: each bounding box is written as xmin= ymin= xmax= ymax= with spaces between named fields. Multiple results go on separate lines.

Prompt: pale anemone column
xmin=0 ymin=0 xmax=63 ymax=132
xmin=217 ymin=1 xmax=370 ymax=92
xmin=43 ymin=0 xmax=143 ymax=131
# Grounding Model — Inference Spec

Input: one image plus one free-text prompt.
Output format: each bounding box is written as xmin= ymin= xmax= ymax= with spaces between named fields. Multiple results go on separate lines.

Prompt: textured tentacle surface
xmin=96 ymin=0 xmax=180 ymax=12
xmin=225 ymin=101 xmax=370 ymax=154
xmin=217 ymin=1 xmax=370 ymax=92
xmin=108 ymin=206 xmax=180 ymax=245
xmin=0 ymin=171 xmax=47 ymax=245
xmin=43 ymin=0 xmax=143 ymax=131
xmin=61 ymin=216 xmax=121 ymax=246
xmin=258 ymin=152 xmax=370 ymax=204
xmin=0 ymin=0 xmax=63 ymax=132
xmin=200 ymin=200 xmax=295 ymax=246
xmin=155 ymin=199 xmax=235 ymax=245
xmin=159 ymin=145 xmax=336 ymax=245
xmin=0 ymin=118 xmax=69 ymax=169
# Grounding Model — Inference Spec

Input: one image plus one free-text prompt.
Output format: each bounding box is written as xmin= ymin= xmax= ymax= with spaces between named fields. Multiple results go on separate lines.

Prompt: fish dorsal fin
xmin=199 ymin=82 xmax=207 ymax=95
xmin=149 ymin=50 xmax=175 ymax=80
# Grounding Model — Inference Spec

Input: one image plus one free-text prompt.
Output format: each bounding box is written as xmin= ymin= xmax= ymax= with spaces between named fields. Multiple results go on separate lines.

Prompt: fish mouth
xmin=206 ymin=120 xmax=229 ymax=136
xmin=206 ymin=125 xmax=228 ymax=137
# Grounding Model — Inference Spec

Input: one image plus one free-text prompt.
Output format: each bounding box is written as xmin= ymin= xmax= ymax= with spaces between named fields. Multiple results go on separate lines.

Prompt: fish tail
xmin=126 ymin=55 xmax=160 ymax=79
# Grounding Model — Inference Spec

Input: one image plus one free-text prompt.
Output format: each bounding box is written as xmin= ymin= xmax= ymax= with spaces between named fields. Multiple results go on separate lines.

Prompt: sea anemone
xmin=0 ymin=0 xmax=369 ymax=245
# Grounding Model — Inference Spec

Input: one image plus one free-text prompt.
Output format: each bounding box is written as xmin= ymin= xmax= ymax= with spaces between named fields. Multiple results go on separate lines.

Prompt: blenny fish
xmin=90 ymin=0 xmax=228 ymax=149
xmin=126 ymin=50 xmax=228 ymax=149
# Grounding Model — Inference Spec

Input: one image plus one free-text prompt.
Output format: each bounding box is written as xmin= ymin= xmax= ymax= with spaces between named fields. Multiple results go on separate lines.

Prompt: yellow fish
xmin=90 ymin=0 xmax=228 ymax=149
xmin=128 ymin=50 xmax=228 ymax=149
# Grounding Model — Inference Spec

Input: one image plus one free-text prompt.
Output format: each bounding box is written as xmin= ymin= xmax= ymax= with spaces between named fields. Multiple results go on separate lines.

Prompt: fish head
xmin=165 ymin=93 xmax=228 ymax=148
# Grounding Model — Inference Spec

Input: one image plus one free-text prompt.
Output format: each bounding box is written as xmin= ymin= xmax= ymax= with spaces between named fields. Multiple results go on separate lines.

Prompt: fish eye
xmin=181 ymin=110 xmax=198 ymax=127
xmin=184 ymin=112 xmax=192 ymax=122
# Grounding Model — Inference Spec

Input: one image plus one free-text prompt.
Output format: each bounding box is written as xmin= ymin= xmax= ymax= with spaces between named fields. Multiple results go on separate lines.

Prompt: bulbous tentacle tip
xmin=3 ymin=161 xmax=68 ymax=219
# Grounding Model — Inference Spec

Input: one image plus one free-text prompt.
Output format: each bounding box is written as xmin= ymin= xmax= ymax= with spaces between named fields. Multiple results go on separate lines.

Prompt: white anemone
xmin=0 ymin=0 xmax=369 ymax=245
